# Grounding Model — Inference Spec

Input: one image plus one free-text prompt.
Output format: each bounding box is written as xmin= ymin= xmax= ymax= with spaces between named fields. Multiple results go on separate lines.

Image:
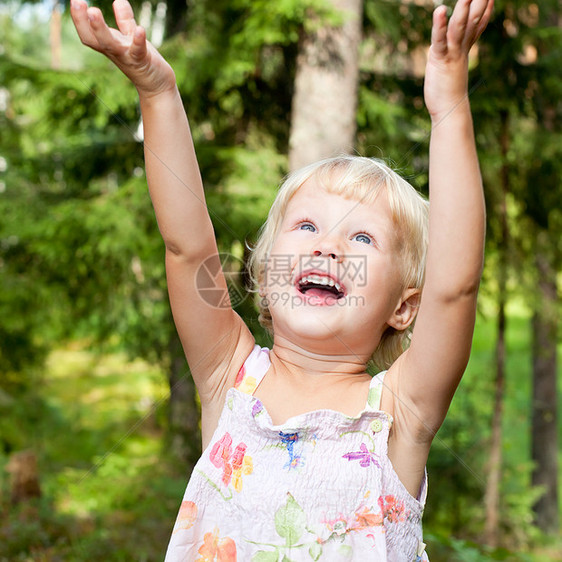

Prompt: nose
xmin=312 ymin=236 xmax=344 ymax=262
xmin=313 ymin=249 xmax=339 ymax=260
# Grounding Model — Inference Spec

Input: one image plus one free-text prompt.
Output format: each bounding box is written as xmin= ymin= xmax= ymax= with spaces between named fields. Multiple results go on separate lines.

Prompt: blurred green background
xmin=1 ymin=0 xmax=560 ymax=560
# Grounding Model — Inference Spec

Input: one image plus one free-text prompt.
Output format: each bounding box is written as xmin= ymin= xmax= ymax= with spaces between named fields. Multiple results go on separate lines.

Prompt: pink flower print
xmin=209 ymin=433 xmax=253 ymax=491
xmin=324 ymin=505 xmax=383 ymax=540
xmin=210 ymin=433 xmax=233 ymax=485
xmin=231 ymin=443 xmax=253 ymax=492
xmin=378 ymin=495 xmax=408 ymax=523
xmin=172 ymin=500 xmax=198 ymax=534
xmin=231 ymin=443 xmax=246 ymax=468
xmin=324 ymin=514 xmax=351 ymax=536
xmin=342 ymin=443 xmax=381 ymax=468
xmin=233 ymin=363 xmax=258 ymax=394
xmin=196 ymin=527 xmax=237 ymax=561
xmin=234 ymin=365 xmax=245 ymax=388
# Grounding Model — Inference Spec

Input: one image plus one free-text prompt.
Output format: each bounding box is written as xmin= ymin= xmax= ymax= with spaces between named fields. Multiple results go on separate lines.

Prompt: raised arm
xmin=383 ymin=0 xmax=493 ymax=495
xmin=70 ymin=0 xmax=254 ymax=419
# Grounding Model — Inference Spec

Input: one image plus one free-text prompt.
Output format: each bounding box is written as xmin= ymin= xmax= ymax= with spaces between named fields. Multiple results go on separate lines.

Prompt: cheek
xmin=357 ymin=263 xmax=401 ymax=308
xmin=262 ymin=254 xmax=296 ymax=296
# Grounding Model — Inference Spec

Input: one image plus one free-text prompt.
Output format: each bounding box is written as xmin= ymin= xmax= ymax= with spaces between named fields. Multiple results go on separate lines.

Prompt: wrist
xmin=137 ymin=83 xmax=180 ymax=107
xmin=428 ymin=95 xmax=472 ymax=125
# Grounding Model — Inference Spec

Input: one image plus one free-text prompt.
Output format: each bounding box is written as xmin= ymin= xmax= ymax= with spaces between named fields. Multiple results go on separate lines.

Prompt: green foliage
xmin=0 ymin=498 xmax=79 ymax=561
xmin=0 ymin=0 xmax=294 ymax=376
xmin=424 ymin=306 xmax=561 ymax=550
xmin=359 ymin=1 xmax=432 ymax=193
xmin=363 ymin=0 xmax=431 ymax=51
xmin=474 ymin=0 xmax=562 ymax=252
xmin=0 ymin=348 xmax=179 ymax=561
xmin=426 ymin=532 xmax=536 ymax=561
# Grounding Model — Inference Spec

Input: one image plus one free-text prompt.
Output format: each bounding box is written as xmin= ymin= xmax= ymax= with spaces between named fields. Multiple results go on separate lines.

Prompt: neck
xmin=270 ymin=335 xmax=370 ymax=379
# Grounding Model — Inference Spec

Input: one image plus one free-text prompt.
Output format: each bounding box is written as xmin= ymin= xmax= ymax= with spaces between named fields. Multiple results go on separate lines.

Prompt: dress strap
xmin=366 ymin=371 xmax=386 ymax=410
xmin=234 ymin=344 xmax=271 ymax=396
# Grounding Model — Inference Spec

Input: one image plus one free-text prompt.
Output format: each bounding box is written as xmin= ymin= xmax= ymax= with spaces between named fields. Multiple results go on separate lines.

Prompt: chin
xmin=272 ymin=308 xmax=345 ymax=342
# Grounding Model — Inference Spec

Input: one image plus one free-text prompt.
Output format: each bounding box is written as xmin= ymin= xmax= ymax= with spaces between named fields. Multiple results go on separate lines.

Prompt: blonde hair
xmin=248 ymin=155 xmax=429 ymax=369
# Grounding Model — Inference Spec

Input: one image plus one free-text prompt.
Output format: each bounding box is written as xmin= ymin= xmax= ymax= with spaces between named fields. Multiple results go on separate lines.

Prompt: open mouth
xmin=296 ymin=273 xmax=346 ymax=300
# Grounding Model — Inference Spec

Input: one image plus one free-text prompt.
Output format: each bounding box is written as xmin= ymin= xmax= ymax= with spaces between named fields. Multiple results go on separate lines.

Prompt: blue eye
xmin=299 ymin=223 xmax=316 ymax=232
xmin=353 ymin=233 xmax=372 ymax=245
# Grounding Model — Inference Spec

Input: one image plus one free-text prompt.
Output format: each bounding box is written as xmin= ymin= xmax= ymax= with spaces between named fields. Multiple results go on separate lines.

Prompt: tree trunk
xmin=288 ymin=0 xmax=363 ymax=171
xmin=529 ymin=5 xmax=560 ymax=530
xmin=531 ymin=230 xmax=559 ymax=534
xmin=167 ymin=334 xmax=201 ymax=468
xmin=484 ymin=294 xmax=506 ymax=546
xmin=483 ymin=110 xmax=509 ymax=547
xmin=50 ymin=0 xmax=62 ymax=70
xmin=6 ymin=450 xmax=41 ymax=504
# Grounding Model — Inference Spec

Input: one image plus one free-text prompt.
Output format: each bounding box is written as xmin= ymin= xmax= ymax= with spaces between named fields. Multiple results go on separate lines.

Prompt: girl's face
xmin=263 ymin=175 xmax=414 ymax=359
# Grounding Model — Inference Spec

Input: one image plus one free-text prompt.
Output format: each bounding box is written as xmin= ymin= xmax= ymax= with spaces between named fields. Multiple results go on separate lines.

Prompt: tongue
xmin=305 ymin=287 xmax=338 ymax=303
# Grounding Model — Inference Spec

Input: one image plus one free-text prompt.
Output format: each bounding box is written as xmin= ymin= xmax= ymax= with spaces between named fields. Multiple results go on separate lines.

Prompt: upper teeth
xmin=299 ymin=274 xmax=342 ymax=293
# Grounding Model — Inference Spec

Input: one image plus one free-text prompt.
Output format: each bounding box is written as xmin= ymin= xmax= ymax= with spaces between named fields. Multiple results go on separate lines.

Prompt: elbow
xmin=164 ymin=239 xmax=214 ymax=265
xmin=164 ymin=239 xmax=185 ymax=257
xmin=449 ymin=277 xmax=482 ymax=301
xmin=425 ymin=273 xmax=482 ymax=305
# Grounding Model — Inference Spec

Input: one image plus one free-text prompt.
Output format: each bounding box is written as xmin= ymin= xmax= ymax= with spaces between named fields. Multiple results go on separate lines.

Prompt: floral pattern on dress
xmin=250 ymin=493 xmax=317 ymax=560
xmin=165 ymin=347 xmax=427 ymax=562
xmin=249 ymin=494 xmax=385 ymax=560
xmin=209 ymin=432 xmax=253 ymax=492
xmin=234 ymin=364 xmax=258 ymax=395
xmin=378 ymin=494 xmax=409 ymax=524
xmin=196 ymin=527 xmax=237 ymax=561
xmin=279 ymin=432 xmax=304 ymax=470
xmin=274 ymin=430 xmax=317 ymax=471
xmin=323 ymin=503 xmax=383 ymax=539
xmin=172 ymin=500 xmax=198 ymax=534
xmin=342 ymin=442 xmax=381 ymax=468
xmin=251 ymin=400 xmax=264 ymax=418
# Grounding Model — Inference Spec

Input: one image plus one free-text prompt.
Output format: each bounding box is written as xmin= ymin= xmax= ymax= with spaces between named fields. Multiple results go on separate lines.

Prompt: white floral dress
xmin=165 ymin=345 xmax=429 ymax=562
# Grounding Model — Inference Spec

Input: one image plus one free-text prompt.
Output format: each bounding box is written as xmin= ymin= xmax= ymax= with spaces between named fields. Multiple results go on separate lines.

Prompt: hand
xmin=70 ymin=0 xmax=176 ymax=99
xmin=424 ymin=0 xmax=493 ymax=120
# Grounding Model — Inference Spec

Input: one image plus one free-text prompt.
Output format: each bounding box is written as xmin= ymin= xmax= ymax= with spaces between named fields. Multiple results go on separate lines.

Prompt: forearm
xmin=139 ymin=87 xmax=216 ymax=257
xmin=425 ymin=98 xmax=485 ymax=297
xmin=392 ymin=0 xmax=493 ymax=449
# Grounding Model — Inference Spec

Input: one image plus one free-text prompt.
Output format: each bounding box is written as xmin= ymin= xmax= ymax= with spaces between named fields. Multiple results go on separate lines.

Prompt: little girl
xmin=71 ymin=0 xmax=493 ymax=559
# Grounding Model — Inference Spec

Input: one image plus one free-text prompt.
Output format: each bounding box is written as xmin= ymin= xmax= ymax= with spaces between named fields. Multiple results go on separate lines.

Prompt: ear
xmin=387 ymin=288 xmax=421 ymax=331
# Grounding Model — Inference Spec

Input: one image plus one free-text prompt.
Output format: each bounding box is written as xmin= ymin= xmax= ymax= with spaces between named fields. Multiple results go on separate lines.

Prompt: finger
xmin=430 ymin=5 xmax=449 ymax=57
xmin=129 ymin=26 xmax=148 ymax=60
xmin=70 ymin=0 xmax=99 ymax=49
xmin=113 ymin=0 xmax=138 ymax=36
xmin=447 ymin=0 xmax=471 ymax=48
xmin=87 ymin=7 xmax=121 ymax=53
xmin=466 ymin=0 xmax=488 ymax=29
xmin=473 ymin=0 xmax=494 ymax=42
